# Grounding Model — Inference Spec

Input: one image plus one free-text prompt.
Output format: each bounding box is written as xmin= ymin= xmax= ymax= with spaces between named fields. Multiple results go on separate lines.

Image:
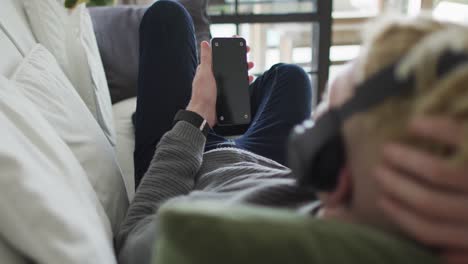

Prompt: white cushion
xmin=113 ymin=97 xmax=137 ymax=200
xmin=11 ymin=44 xmax=129 ymax=234
xmin=0 ymin=30 xmax=24 ymax=78
xmin=23 ymin=0 xmax=116 ymax=146
xmin=0 ymin=0 xmax=36 ymax=78
xmin=0 ymin=76 xmax=116 ymax=264
xmin=0 ymin=0 xmax=36 ymax=57
xmin=0 ymin=239 xmax=28 ymax=264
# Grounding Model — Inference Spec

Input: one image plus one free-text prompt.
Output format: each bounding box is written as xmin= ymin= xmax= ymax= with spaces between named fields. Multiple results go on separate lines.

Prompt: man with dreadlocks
xmin=313 ymin=16 xmax=468 ymax=263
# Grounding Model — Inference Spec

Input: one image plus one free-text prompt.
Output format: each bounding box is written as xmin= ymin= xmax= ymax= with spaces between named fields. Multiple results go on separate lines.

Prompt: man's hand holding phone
xmin=187 ymin=41 xmax=218 ymax=127
xmin=187 ymin=40 xmax=254 ymax=128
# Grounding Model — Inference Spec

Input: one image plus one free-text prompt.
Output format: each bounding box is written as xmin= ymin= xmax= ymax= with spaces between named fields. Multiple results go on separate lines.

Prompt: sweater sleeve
xmin=116 ymin=121 xmax=206 ymax=262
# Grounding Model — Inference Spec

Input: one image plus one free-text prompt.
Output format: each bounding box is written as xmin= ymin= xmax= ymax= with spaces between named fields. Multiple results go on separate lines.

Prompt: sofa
xmin=0 ymin=0 xmax=142 ymax=262
xmin=0 ymin=0 xmax=220 ymax=261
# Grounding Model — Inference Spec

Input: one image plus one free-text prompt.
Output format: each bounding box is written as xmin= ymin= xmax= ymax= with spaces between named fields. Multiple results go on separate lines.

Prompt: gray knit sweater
xmin=117 ymin=121 xmax=317 ymax=264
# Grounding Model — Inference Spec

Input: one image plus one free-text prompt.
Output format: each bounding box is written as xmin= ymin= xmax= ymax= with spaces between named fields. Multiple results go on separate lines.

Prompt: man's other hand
xmin=375 ymin=117 xmax=468 ymax=264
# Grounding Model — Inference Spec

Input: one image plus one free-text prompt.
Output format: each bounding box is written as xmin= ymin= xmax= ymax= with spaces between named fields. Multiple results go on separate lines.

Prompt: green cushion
xmin=154 ymin=201 xmax=440 ymax=264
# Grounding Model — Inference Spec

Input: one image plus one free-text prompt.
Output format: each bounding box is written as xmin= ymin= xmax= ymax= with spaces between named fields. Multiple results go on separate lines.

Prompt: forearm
xmin=116 ymin=121 xmax=206 ymax=252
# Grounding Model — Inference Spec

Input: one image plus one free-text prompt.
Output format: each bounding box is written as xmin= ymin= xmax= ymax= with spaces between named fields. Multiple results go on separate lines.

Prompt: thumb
xmin=200 ymin=41 xmax=212 ymax=67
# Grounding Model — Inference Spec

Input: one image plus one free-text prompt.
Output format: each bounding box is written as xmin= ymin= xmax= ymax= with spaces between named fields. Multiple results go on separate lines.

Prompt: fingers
xmin=377 ymin=147 xmax=468 ymax=250
xmin=409 ymin=117 xmax=463 ymax=147
xmin=376 ymin=165 xmax=468 ymax=224
xmin=248 ymin=62 xmax=255 ymax=83
xmin=382 ymin=143 xmax=468 ymax=193
xmin=200 ymin=41 xmax=212 ymax=67
xmin=379 ymin=197 xmax=468 ymax=249
xmin=377 ymin=117 xmax=468 ymax=256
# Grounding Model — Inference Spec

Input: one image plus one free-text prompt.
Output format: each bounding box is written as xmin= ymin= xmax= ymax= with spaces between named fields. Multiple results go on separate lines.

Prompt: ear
xmin=324 ymin=165 xmax=353 ymax=207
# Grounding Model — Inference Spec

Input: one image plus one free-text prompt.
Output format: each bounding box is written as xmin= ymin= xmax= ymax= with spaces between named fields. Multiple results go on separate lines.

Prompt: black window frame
xmin=209 ymin=0 xmax=332 ymax=104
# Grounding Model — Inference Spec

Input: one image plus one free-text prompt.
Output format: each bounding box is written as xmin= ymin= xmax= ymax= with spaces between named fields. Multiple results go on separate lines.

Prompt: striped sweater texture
xmin=117 ymin=121 xmax=317 ymax=264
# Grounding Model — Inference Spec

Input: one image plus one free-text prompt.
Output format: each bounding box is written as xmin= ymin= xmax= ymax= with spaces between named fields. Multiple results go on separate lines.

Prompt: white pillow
xmin=0 ymin=239 xmax=28 ymax=264
xmin=23 ymin=0 xmax=116 ymax=146
xmin=12 ymin=44 xmax=129 ymax=235
xmin=0 ymin=76 xmax=116 ymax=264
xmin=113 ymin=97 xmax=137 ymax=200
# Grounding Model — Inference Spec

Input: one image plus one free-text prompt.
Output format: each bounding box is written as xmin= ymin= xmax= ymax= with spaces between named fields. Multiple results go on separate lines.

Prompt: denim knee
xmin=140 ymin=0 xmax=193 ymax=33
xmin=275 ymin=64 xmax=312 ymax=99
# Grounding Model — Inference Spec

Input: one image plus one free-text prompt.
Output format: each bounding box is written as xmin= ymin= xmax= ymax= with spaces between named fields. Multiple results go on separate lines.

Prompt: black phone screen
xmin=212 ymin=38 xmax=251 ymax=131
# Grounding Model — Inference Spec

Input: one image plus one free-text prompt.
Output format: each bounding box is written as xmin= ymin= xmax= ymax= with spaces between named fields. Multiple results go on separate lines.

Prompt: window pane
xmin=333 ymin=0 xmax=379 ymax=16
xmin=330 ymin=45 xmax=360 ymax=64
xmin=209 ymin=22 xmax=317 ymax=72
xmin=210 ymin=24 xmax=238 ymax=37
xmin=209 ymin=0 xmax=236 ymax=15
xmin=237 ymin=23 xmax=316 ymax=74
xmin=238 ymin=0 xmax=316 ymax=14
xmin=434 ymin=1 xmax=468 ymax=25
xmin=208 ymin=0 xmax=317 ymax=15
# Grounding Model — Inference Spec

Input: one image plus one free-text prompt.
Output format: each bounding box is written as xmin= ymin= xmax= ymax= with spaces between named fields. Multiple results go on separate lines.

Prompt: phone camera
xmin=215 ymin=42 xmax=219 ymax=47
xmin=240 ymin=42 xmax=244 ymax=46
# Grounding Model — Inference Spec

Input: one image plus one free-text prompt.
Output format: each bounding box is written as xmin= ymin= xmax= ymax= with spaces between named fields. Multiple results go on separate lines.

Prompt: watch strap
xmin=173 ymin=110 xmax=210 ymax=137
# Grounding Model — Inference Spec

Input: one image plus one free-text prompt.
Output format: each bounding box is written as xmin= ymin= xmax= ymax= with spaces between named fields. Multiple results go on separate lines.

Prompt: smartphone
xmin=211 ymin=37 xmax=252 ymax=136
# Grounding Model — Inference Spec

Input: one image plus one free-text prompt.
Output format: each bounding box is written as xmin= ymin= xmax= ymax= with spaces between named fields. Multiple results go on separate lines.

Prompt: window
xmin=129 ymin=0 xmax=465 ymax=98
xmin=208 ymin=0 xmax=317 ymax=15
xmin=212 ymin=23 xmax=318 ymax=75
xmin=433 ymin=0 xmax=468 ymax=24
xmin=334 ymin=0 xmax=380 ymax=16
xmin=330 ymin=0 xmax=444 ymax=79
xmin=208 ymin=0 xmax=332 ymax=101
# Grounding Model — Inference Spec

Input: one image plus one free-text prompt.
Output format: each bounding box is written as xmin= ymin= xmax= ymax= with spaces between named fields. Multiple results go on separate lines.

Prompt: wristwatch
xmin=173 ymin=110 xmax=210 ymax=137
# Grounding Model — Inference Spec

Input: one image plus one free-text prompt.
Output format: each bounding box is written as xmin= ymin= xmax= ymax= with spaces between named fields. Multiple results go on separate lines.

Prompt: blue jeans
xmin=133 ymin=0 xmax=313 ymax=188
